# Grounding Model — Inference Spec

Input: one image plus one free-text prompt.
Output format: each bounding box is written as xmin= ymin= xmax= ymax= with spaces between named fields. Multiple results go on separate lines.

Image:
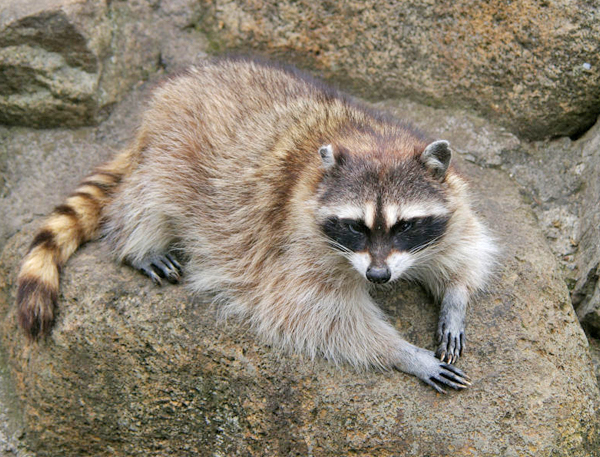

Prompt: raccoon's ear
xmin=319 ymin=144 xmax=336 ymax=169
xmin=421 ymin=140 xmax=452 ymax=180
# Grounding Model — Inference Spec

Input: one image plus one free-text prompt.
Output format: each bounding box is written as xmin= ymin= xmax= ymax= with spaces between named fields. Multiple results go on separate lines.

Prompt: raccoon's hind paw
xmin=436 ymin=316 xmax=465 ymax=364
xmin=16 ymin=277 xmax=57 ymax=339
xmin=404 ymin=347 xmax=471 ymax=394
xmin=132 ymin=253 xmax=182 ymax=286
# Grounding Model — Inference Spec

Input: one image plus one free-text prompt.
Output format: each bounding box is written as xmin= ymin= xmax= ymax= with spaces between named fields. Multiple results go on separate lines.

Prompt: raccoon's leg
xmin=435 ymin=285 xmax=468 ymax=364
xmin=103 ymin=173 xmax=182 ymax=286
xmin=282 ymin=287 xmax=471 ymax=393
xmin=395 ymin=341 xmax=471 ymax=394
xmin=345 ymin=305 xmax=471 ymax=393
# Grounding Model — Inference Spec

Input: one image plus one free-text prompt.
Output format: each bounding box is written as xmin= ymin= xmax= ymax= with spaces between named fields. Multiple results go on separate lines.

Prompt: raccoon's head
xmin=316 ymin=139 xmax=453 ymax=284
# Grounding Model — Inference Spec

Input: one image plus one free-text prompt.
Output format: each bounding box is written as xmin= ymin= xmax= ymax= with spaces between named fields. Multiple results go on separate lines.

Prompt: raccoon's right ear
xmin=319 ymin=144 xmax=337 ymax=169
xmin=421 ymin=140 xmax=452 ymax=180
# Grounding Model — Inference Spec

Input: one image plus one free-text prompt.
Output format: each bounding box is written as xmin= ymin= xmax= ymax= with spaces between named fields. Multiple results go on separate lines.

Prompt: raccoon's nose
xmin=366 ymin=266 xmax=391 ymax=284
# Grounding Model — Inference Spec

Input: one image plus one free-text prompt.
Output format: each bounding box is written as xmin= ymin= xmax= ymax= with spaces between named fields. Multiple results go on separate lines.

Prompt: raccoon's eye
xmin=394 ymin=219 xmax=414 ymax=233
xmin=341 ymin=219 xmax=367 ymax=235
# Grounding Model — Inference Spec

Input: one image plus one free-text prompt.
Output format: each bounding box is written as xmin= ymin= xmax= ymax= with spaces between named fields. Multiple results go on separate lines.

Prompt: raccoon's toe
xmin=402 ymin=347 xmax=471 ymax=394
xmin=436 ymin=326 xmax=465 ymax=364
xmin=133 ymin=253 xmax=182 ymax=286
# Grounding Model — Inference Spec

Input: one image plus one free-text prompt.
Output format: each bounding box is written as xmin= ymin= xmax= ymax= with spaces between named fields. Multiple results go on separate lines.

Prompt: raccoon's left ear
xmin=319 ymin=144 xmax=337 ymax=169
xmin=421 ymin=140 xmax=452 ymax=180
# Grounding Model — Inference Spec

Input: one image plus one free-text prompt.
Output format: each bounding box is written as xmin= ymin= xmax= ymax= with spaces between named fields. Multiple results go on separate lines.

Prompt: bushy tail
xmin=16 ymin=148 xmax=137 ymax=338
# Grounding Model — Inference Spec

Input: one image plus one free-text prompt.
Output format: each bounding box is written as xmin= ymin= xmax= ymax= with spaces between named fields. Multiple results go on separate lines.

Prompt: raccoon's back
xmin=133 ymin=59 xmax=344 ymax=254
xmin=143 ymin=59 xmax=342 ymax=163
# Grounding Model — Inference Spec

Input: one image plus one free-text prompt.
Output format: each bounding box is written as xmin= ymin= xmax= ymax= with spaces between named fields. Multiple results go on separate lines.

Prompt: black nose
xmin=366 ymin=266 xmax=391 ymax=284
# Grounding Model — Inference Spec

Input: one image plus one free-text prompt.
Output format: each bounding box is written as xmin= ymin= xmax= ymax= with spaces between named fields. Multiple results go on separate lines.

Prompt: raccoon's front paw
xmin=405 ymin=347 xmax=471 ymax=394
xmin=131 ymin=253 xmax=182 ymax=286
xmin=436 ymin=314 xmax=465 ymax=364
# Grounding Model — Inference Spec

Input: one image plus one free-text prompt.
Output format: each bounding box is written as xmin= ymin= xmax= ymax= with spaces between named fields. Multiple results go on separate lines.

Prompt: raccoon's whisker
xmin=318 ymin=234 xmax=354 ymax=256
xmin=327 ymin=242 xmax=355 ymax=259
xmin=409 ymin=235 xmax=444 ymax=256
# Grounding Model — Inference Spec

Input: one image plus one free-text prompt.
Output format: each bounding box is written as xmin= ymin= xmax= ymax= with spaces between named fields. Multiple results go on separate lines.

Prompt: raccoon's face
xmin=316 ymin=140 xmax=452 ymax=284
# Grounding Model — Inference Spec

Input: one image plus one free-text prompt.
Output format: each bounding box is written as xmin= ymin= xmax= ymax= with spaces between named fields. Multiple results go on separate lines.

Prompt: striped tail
xmin=16 ymin=149 xmax=136 ymax=338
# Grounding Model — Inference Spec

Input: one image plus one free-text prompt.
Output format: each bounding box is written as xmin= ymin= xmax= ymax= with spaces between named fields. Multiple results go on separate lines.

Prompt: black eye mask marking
xmin=321 ymin=215 xmax=449 ymax=254
xmin=392 ymin=216 xmax=449 ymax=252
xmin=321 ymin=218 xmax=369 ymax=252
xmin=341 ymin=219 xmax=369 ymax=235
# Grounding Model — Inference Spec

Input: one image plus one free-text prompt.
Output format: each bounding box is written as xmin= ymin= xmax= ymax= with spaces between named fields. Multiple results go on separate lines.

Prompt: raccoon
xmin=16 ymin=58 xmax=496 ymax=393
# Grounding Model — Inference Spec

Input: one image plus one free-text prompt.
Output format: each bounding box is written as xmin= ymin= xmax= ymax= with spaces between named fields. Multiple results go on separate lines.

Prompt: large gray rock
xmin=481 ymin=116 xmax=600 ymax=340
xmin=0 ymin=0 xmax=207 ymax=128
xmin=0 ymin=80 xmax=598 ymax=455
xmin=195 ymin=0 xmax=600 ymax=140
xmin=572 ymin=121 xmax=600 ymax=336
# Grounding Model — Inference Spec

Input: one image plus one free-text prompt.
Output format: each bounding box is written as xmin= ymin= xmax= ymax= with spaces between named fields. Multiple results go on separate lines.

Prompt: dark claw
xmin=165 ymin=253 xmax=183 ymax=273
xmin=437 ymin=377 xmax=468 ymax=390
xmin=442 ymin=363 xmax=471 ymax=382
xmin=448 ymin=337 xmax=456 ymax=357
xmin=140 ymin=266 xmax=163 ymax=286
xmin=437 ymin=332 xmax=464 ymax=364
xmin=152 ymin=258 xmax=180 ymax=284
xmin=426 ymin=378 xmax=447 ymax=394
xmin=440 ymin=372 xmax=470 ymax=388
xmin=134 ymin=253 xmax=183 ymax=285
xmin=430 ymin=365 xmax=471 ymax=391
xmin=428 ymin=372 xmax=468 ymax=392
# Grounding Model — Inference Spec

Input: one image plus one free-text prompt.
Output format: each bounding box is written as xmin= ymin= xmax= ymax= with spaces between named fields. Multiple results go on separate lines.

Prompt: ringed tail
xmin=16 ymin=148 xmax=136 ymax=339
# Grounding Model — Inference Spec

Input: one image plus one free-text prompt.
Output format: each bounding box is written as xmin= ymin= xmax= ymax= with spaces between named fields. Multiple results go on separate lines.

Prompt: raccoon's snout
xmin=366 ymin=265 xmax=391 ymax=284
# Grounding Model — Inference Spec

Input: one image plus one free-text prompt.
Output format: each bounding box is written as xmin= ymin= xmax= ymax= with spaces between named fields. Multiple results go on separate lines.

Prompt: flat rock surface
xmin=0 ymin=81 xmax=599 ymax=455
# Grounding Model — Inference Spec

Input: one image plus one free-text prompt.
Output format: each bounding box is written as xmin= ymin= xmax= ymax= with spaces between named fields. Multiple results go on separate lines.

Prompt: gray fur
xmin=436 ymin=286 xmax=468 ymax=364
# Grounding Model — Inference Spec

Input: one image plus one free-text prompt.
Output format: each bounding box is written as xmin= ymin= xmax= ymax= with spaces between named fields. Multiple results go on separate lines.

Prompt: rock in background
xmin=505 ymin=120 xmax=600 ymax=344
xmin=196 ymin=0 xmax=600 ymax=140
xmin=3 ymin=0 xmax=600 ymax=139
xmin=1 ymin=0 xmax=600 ymax=455
xmin=0 ymin=0 xmax=207 ymax=128
xmin=572 ymin=124 xmax=600 ymax=338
